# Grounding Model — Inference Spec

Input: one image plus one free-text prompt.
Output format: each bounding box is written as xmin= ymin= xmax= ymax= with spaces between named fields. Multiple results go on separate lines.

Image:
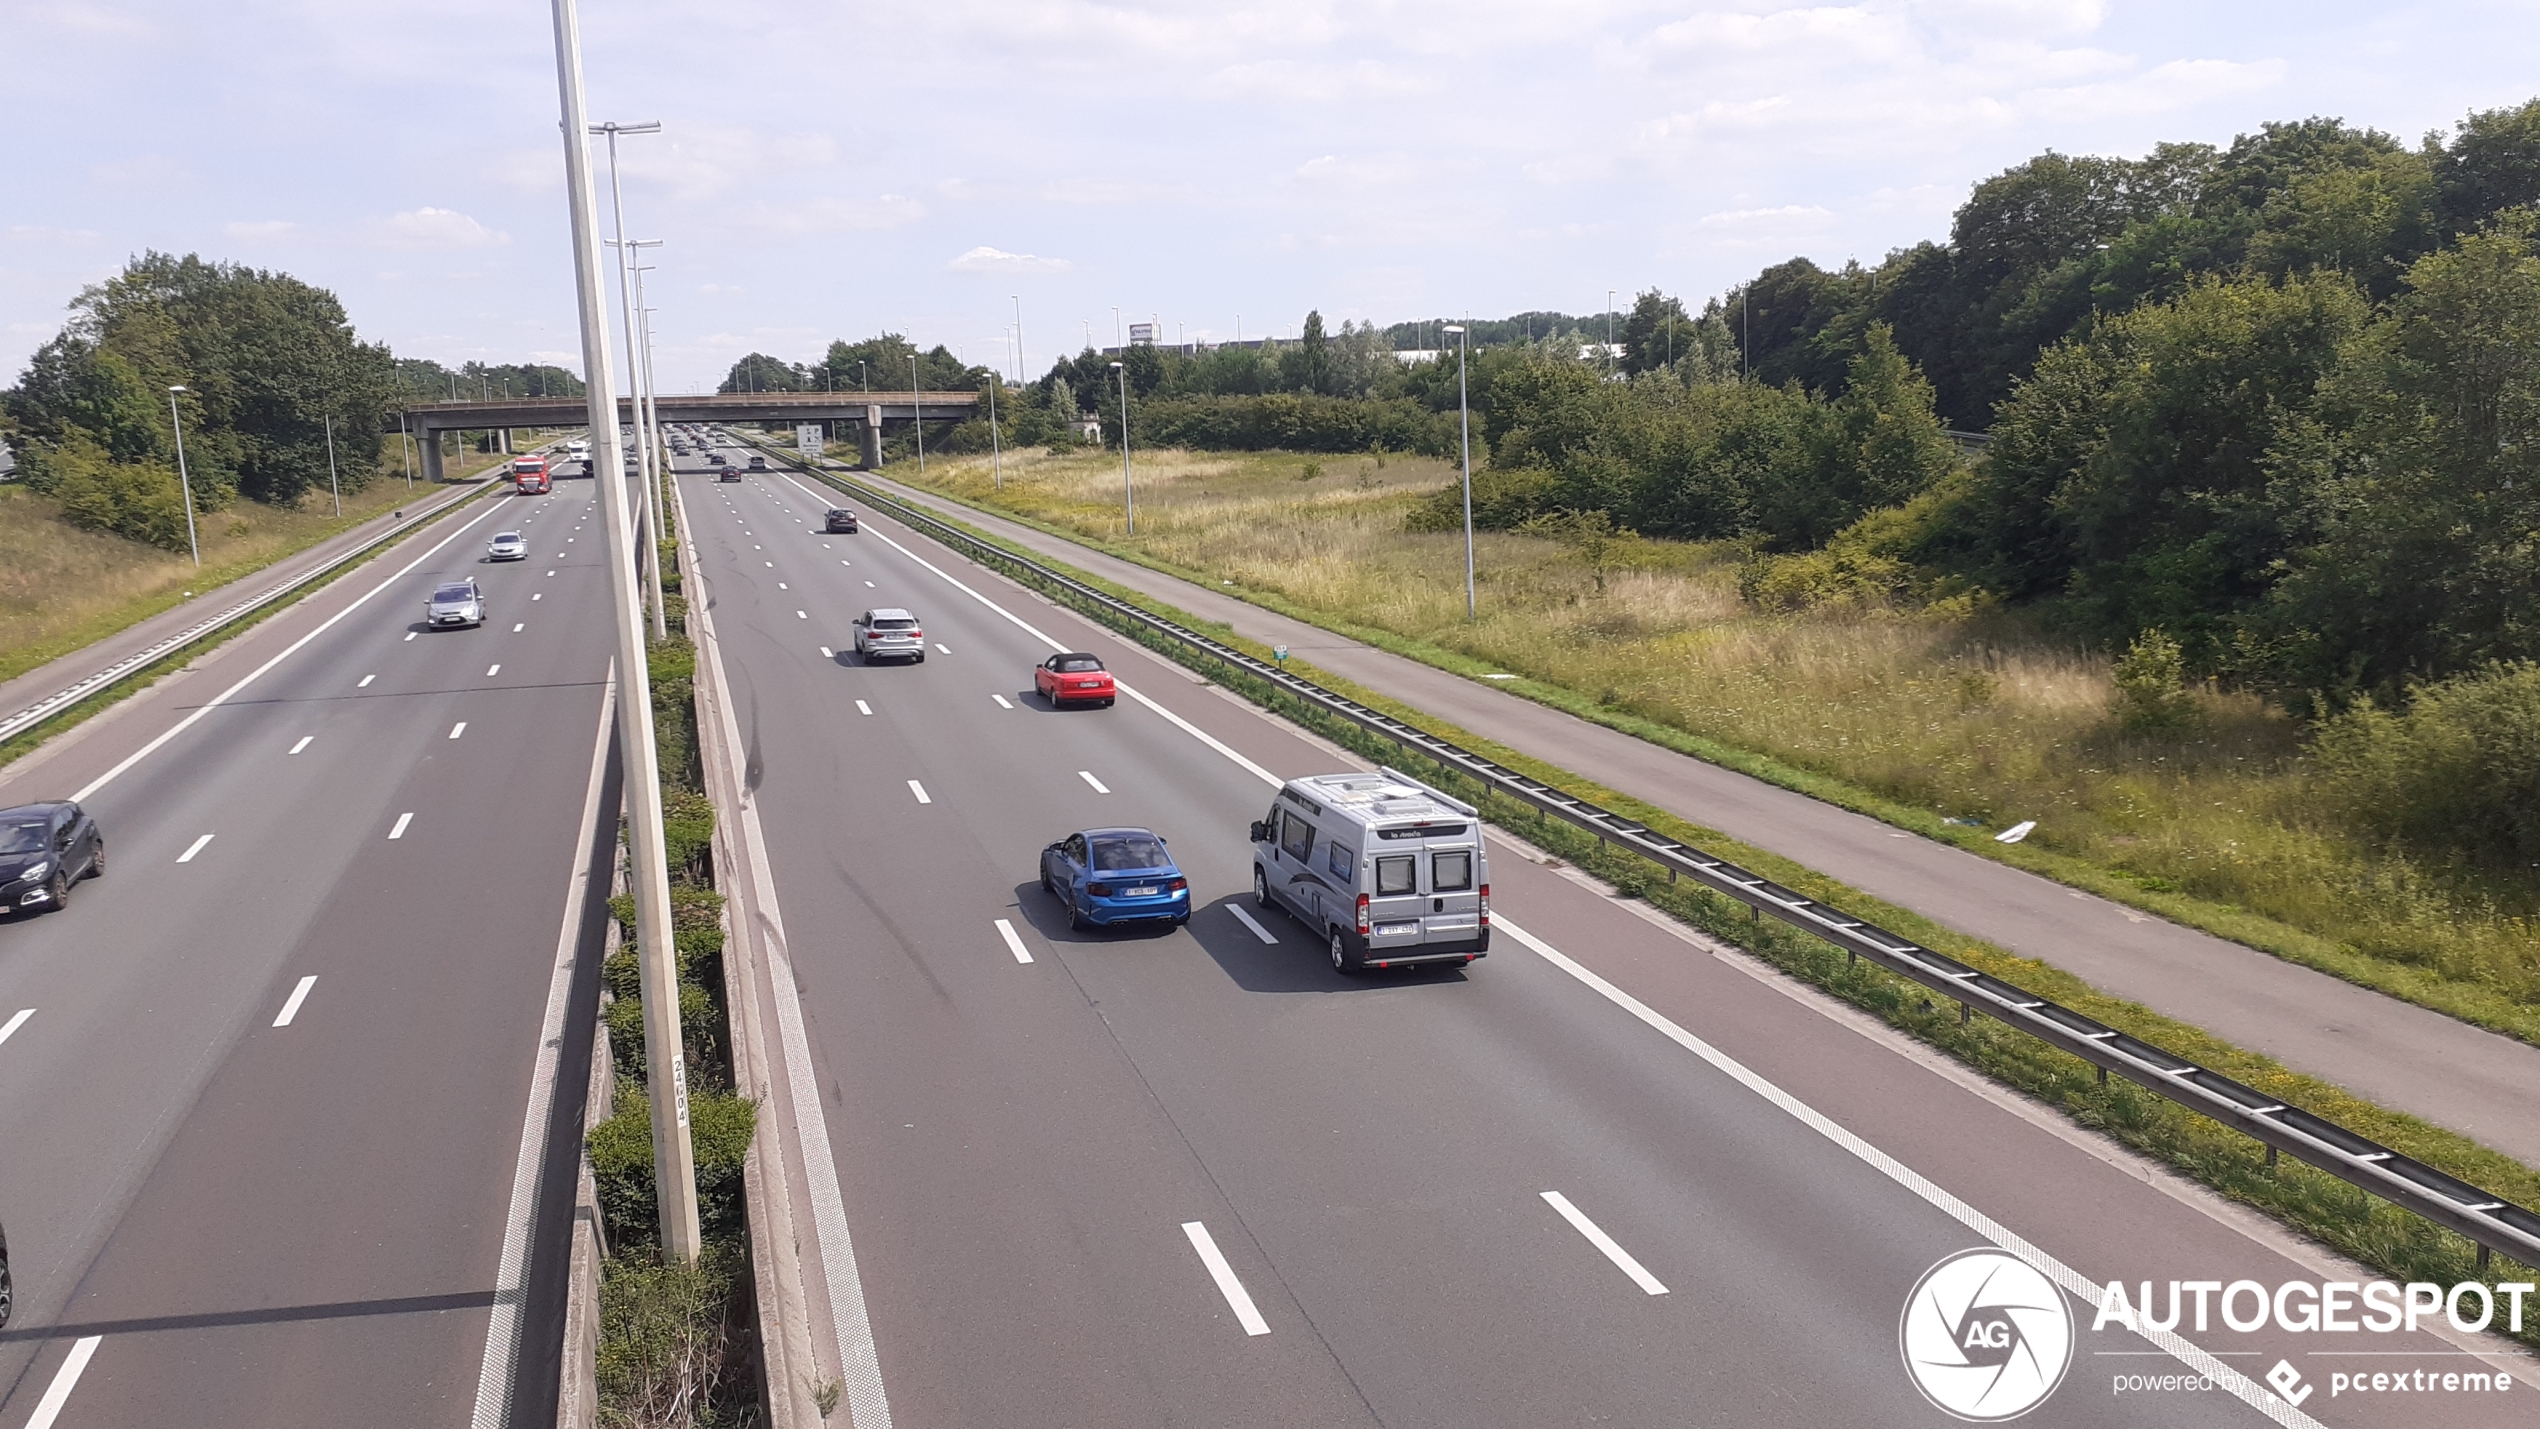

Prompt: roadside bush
xmin=40 ymin=435 xmax=206 ymax=552
xmin=1403 ymin=466 xmax=1559 ymax=532
xmin=588 ymin=1080 xmax=758 ymax=1246
xmin=2110 ymin=629 xmax=2198 ymax=734
xmin=661 ymin=787 xmax=714 ymax=884
xmin=594 ymin=1240 xmax=754 ymax=1429
xmin=2311 ymin=661 xmax=2540 ymax=864
xmin=1136 ymin=393 xmax=1454 ymax=456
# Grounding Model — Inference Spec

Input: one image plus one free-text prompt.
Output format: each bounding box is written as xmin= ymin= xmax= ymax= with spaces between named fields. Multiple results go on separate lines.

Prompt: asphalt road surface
xmin=682 ymin=451 xmax=2533 ymax=1429
xmin=0 ymin=476 xmax=616 ymax=1428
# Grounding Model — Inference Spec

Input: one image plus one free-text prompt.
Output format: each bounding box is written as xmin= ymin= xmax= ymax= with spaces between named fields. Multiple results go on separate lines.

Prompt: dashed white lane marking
xmin=1078 ymin=770 xmax=1111 ymax=794
xmin=840 ymin=560 xmax=851 ymax=567
xmin=0 ymin=1008 xmax=34 ymax=1047
xmin=855 ymin=700 xmax=873 ymax=716
xmin=864 ymin=580 xmax=875 ymax=588
xmin=1227 ymin=904 xmax=1279 ymax=944
xmin=546 ymin=569 xmax=556 ymax=576
xmin=995 ymin=918 xmax=1034 ymax=965
xmin=766 ymin=561 xmax=775 ymax=568
xmin=390 ymin=812 xmax=414 ymax=840
xmin=796 ymin=610 xmax=808 ymax=620
xmin=23 ymin=1334 xmax=102 ymax=1429
xmin=820 ymin=646 xmax=835 ymax=659
xmin=532 ymin=592 xmax=543 ymax=601
xmin=778 ymin=582 xmax=789 ymax=590
xmin=513 ymin=623 xmax=525 ymax=632
xmin=177 ymin=834 xmax=214 ymax=863
xmin=935 ymin=643 xmax=951 ymax=654
xmin=272 ymin=975 xmax=319 ymax=1028
xmin=449 ymin=721 xmax=468 ymax=739
xmin=1540 ymin=1190 xmax=1668 ymax=1295
xmin=1181 ymin=1221 xmax=1271 ymax=1336
xmin=289 ymin=736 xmax=314 ymax=755
xmin=405 ymin=632 xmax=418 ymax=642
xmin=487 ymin=664 xmax=502 ymax=677
xmin=907 ymin=779 xmax=931 ymax=804
xmin=358 ymin=674 xmax=376 ymax=688
xmin=992 ymin=694 xmax=1013 ymax=709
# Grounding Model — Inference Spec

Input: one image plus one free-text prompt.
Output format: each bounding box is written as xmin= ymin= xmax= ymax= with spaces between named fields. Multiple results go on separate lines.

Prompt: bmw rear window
xmin=1091 ymin=834 xmax=1169 ymax=871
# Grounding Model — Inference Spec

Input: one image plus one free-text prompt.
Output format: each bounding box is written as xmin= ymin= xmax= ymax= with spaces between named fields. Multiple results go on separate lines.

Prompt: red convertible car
xmin=1035 ymin=652 xmax=1115 ymax=708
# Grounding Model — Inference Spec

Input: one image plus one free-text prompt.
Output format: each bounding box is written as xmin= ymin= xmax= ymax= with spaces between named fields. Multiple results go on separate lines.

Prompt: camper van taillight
xmin=1356 ymin=892 xmax=1371 ymax=936
xmin=1478 ymin=883 xmax=1490 ymax=927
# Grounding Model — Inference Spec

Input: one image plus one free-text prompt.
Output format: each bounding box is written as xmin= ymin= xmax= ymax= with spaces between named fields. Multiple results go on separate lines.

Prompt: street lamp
xmin=909 ymin=353 xmax=926 ymax=475
xmin=1443 ymin=327 xmax=1475 ymax=619
xmin=1012 ymin=294 xmax=1025 ymax=382
xmin=166 ymin=385 xmax=201 ymax=568
xmin=1606 ymin=289 xmax=1616 ymax=373
xmin=323 ymin=413 xmax=343 ymax=517
xmin=985 ymin=372 xmax=1005 ymax=491
xmin=1109 ymin=360 xmax=1135 ymax=534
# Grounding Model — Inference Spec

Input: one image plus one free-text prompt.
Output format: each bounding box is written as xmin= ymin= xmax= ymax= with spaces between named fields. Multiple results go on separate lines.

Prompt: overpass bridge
xmin=405 ymin=390 xmax=981 ymax=478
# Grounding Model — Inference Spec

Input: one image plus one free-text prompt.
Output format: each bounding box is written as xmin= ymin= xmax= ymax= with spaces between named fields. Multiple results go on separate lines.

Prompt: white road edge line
xmin=1492 ymin=916 xmax=2322 ymax=1429
xmin=272 ymin=975 xmax=318 ymax=1028
xmin=995 ymin=918 xmax=1034 ymax=964
xmin=0 ymin=1007 xmax=33 ymax=1047
xmin=1540 ymin=1190 xmax=1668 ymax=1295
xmin=1078 ymin=770 xmax=1110 ymax=794
xmin=176 ymin=833 xmax=214 ymax=863
xmin=469 ymin=665 xmax=618 ymax=1429
xmin=820 ymin=464 xmax=2322 ymax=1427
xmin=23 ymin=1334 xmax=103 ymax=1429
xmin=72 ymin=489 xmax=510 ymax=801
xmin=389 ymin=812 xmax=414 ymax=840
xmin=907 ymin=779 xmax=931 ymax=805
xmin=289 ymin=736 xmax=314 ymax=755
xmin=1181 ymin=1221 xmax=1271 ymax=1336
xmin=1227 ymin=904 xmax=1279 ymax=944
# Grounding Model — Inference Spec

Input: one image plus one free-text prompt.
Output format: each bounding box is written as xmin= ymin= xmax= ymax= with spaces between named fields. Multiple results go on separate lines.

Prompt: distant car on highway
xmin=486 ymin=532 xmax=528 ymax=561
xmin=851 ymin=608 xmax=925 ymax=663
xmin=1041 ymin=827 xmax=1189 ymax=931
xmin=746 ymin=455 xmax=769 ymax=472
xmin=1035 ymin=653 xmax=1114 ymax=708
xmin=427 ymin=579 xmax=487 ymax=629
xmin=0 ymin=800 xmax=104 ymax=916
xmin=718 ymin=464 xmax=740 ymax=483
xmin=825 ymin=508 xmax=859 ymax=533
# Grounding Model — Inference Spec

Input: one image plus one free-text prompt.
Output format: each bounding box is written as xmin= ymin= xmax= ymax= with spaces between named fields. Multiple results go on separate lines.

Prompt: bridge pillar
xmin=422 ymin=429 xmax=446 ymax=483
xmin=860 ymin=405 xmax=884 ymax=468
xmin=497 ymin=428 xmax=512 ymax=454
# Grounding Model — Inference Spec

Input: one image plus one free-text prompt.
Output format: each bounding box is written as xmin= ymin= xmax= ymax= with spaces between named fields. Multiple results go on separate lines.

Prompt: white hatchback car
xmin=487 ymin=532 xmax=528 ymax=561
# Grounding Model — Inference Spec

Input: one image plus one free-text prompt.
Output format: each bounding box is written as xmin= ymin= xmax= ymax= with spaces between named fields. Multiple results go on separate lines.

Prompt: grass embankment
xmin=588 ymin=509 xmax=762 ymax=1427
xmin=0 ymin=438 xmax=522 ymax=687
xmin=809 ymin=469 xmax=2540 ymax=1344
xmin=881 ymin=447 xmax=2540 ymax=1046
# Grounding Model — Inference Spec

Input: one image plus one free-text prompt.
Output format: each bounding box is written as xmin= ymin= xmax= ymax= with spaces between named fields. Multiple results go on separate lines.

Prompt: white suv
xmin=852 ymin=608 xmax=925 ymax=663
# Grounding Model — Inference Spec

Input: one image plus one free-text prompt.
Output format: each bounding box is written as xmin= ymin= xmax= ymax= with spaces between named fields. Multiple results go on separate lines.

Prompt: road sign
xmin=796 ymin=424 xmax=825 ymax=459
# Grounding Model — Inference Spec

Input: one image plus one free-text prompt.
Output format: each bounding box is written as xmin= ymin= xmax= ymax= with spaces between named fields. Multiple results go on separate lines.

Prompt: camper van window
xmin=1280 ymin=811 xmax=1315 ymax=862
xmin=1375 ymin=855 xmax=1416 ymax=896
xmin=1432 ymin=850 xmax=1473 ymax=892
xmin=1326 ymin=842 xmax=1355 ymax=881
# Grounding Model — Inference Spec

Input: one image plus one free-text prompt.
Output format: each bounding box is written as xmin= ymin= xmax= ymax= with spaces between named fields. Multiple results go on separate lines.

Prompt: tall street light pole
xmin=1443 ymin=326 xmax=1475 ymax=619
xmin=1109 ymin=360 xmax=1135 ymax=535
xmin=985 ymin=372 xmax=1004 ymax=490
xmin=1012 ymin=294 xmax=1025 ymax=382
xmin=323 ymin=414 xmax=343 ymax=517
xmin=166 ymin=385 xmax=201 ymax=568
xmin=908 ymin=353 xmax=926 ymax=475
xmin=635 ymin=290 xmax=669 ymax=639
xmin=546 ymin=0 xmax=700 ymax=1261
xmin=1606 ymin=289 xmax=1616 ymax=374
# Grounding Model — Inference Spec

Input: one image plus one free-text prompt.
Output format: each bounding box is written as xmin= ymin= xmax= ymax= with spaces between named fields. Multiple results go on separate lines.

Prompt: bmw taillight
xmin=1478 ymin=882 xmax=1490 ymax=927
xmin=1086 ymin=881 xmax=1113 ymax=897
xmin=1167 ymin=878 xmax=1188 ymax=892
xmin=1356 ymin=892 xmax=1370 ymax=936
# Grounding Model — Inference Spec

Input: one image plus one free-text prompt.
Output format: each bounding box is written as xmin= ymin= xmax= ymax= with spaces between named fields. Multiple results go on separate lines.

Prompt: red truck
xmin=512 ymin=454 xmax=551 ymax=494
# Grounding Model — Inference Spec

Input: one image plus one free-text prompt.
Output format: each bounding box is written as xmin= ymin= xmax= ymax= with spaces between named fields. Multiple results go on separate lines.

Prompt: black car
xmin=718 ymin=465 xmax=741 ymax=482
xmin=1 ymin=1217 xmax=11 ymax=1329
xmin=0 ymin=801 xmax=104 ymax=915
xmin=825 ymin=508 xmax=859 ymax=533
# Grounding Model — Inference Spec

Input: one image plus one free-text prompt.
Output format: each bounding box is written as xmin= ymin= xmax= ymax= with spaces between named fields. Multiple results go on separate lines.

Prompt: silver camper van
xmin=1249 ymin=767 xmax=1489 ymax=974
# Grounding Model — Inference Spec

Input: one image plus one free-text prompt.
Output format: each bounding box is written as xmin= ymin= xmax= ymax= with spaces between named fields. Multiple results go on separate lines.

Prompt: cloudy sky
xmin=6 ymin=1 xmax=2536 ymax=392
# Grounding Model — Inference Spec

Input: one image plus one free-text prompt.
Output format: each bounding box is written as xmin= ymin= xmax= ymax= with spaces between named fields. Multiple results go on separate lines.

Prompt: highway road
xmin=0 ymin=475 xmax=617 ymax=1428
xmin=679 ymin=446 xmax=2534 ymax=1429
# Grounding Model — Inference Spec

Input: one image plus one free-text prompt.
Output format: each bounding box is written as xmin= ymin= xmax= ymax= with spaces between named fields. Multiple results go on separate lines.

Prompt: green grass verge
xmin=813 ymin=464 xmax=2540 ymax=1337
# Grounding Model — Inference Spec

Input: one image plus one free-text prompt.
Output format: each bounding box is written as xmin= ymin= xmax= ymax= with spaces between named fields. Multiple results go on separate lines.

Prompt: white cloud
xmin=1699 ymin=205 xmax=1836 ymax=227
xmin=225 ymin=219 xmax=300 ymax=239
xmin=364 ymin=208 xmax=510 ymax=250
xmin=948 ymin=245 xmax=1071 ymax=274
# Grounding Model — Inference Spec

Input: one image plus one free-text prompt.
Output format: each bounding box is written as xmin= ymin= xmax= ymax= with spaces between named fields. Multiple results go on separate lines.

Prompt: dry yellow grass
xmin=0 ymin=438 xmax=516 ymax=685
xmin=897 ymin=445 xmax=2540 ymax=1016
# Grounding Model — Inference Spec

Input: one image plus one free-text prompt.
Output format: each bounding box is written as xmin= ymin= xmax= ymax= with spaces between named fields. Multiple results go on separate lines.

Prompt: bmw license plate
xmin=1126 ymin=885 xmax=1159 ymax=897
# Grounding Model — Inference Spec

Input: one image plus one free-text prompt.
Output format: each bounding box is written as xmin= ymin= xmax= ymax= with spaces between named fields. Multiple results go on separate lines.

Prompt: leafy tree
xmin=720 ymin=352 xmax=806 ymax=393
xmin=1616 ymin=290 xmax=1693 ymax=376
xmin=2433 ymin=100 xmax=2540 ymax=234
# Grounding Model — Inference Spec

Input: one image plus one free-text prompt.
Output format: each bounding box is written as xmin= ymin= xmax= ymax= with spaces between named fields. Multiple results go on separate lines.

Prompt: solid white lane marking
xmin=358 ymin=674 xmax=376 ymax=688
xmin=486 ymin=663 xmax=502 ymax=677
xmin=449 ymin=721 xmax=468 ymax=739
xmin=24 ymin=1334 xmax=102 ymax=1429
xmin=272 ymin=975 xmax=318 ymax=1027
xmin=1228 ymin=904 xmax=1279 ymax=944
xmin=1540 ymin=1190 xmax=1668 ymax=1295
xmin=995 ymin=918 xmax=1034 ymax=964
xmin=855 ymin=700 xmax=873 ymax=715
xmin=908 ymin=780 xmax=931 ymax=804
xmin=0 ymin=1008 xmax=33 ymax=1047
xmin=935 ymin=643 xmax=951 ymax=654
xmin=1181 ymin=1221 xmax=1271 ymax=1336
xmin=1078 ymin=770 xmax=1111 ymax=794
xmin=1491 ymin=916 xmax=2315 ymax=1426
xmin=992 ymin=694 xmax=1012 ymax=709
xmin=177 ymin=834 xmax=214 ymax=863
xmin=819 ymin=646 xmax=835 ymax=658
xmin=512 ymin=622 xmax=525 ymax=632
xmin=405 ymin=631 xmax=418 ymax=642
xmin=289 ymin=736 xmax=314 ymax=755
xmin=389 ymin=812 xmax=414 ymax=840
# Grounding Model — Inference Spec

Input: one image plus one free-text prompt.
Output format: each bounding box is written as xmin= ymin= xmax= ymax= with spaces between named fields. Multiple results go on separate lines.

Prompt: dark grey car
xmin=0 ymin=800 xmax=104 ymax=915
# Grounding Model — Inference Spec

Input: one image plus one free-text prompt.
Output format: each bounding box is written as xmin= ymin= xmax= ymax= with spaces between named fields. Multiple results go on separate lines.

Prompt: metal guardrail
xmin=0 ymin=474 xmax=504 ymax=748
xmin=799 ymin=461 xmax=2540 ymax=1273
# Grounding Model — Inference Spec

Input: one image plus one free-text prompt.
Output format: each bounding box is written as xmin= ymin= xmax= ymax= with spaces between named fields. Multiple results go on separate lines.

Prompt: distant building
xmin=1127 ymin=323 xmax=1156 ymax=347
xmin=1072 ymin=415 xmax=1104 ymax=442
